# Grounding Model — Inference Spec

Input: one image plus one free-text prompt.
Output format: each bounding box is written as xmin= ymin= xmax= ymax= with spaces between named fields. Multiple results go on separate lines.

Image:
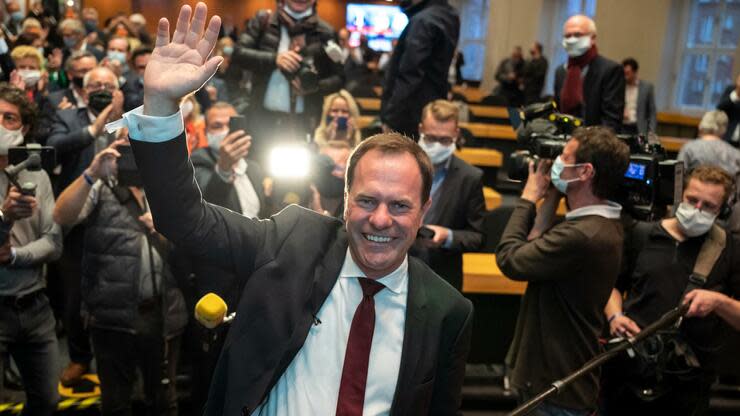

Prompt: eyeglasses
xmin=86 ymin=82 xmax=117 ymax=92
xmin=420 ymin=133 xmax=455 ymax=146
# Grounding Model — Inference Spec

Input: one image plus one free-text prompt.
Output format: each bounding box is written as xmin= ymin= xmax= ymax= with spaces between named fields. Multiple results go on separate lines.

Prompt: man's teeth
xmin=365 ymin=234 xmax=392 ymax=243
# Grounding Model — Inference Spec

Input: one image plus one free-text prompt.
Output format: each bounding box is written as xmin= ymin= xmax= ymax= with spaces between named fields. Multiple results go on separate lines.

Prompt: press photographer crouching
xmin=0 ymin=84 xmax=62 ymax=416
xmin=496 ymin=126 xmax=630 ymax=415
xmin=601 ymin=165 xmax=740 ymax=415
xmin=53 ymin=139 xmax=187 ymax=415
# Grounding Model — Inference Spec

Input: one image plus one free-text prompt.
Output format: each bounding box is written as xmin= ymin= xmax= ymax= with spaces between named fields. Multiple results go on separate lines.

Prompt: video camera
xmin=6 ymin=145 xmax=56 ymax=196
xmin=615 ymin=134 xmax=684 ymax=221
xmin=507 ymin=102 xmax=683 ymax=220
xmin=508 ymin=101 xmax=583 ymax=181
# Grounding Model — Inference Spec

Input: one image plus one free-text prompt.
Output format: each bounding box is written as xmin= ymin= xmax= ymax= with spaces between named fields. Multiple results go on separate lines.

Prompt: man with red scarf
xmin=554 ymin=15 xmax=624 ymax=130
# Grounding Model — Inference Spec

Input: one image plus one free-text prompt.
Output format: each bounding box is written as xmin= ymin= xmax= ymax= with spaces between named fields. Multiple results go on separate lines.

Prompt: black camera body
xmin=616 ymin=135 xmax=684 ymax=221
xmin=507 ymin=101 xmax=583 ymax=181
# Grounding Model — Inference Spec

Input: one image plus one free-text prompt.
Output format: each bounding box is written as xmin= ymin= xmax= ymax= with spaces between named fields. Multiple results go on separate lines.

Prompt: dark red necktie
xmin=336 ymin=278 xmax=386 ymax=416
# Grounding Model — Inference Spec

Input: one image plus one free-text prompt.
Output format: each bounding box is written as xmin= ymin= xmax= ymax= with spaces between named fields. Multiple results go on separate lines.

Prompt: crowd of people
xmin=0 ymin=1 xmax=737 ymax=416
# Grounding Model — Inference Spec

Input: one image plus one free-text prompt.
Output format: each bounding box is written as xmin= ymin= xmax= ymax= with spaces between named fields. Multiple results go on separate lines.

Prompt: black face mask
xmin=71 ymin=76 xmax=84 ymax=89
xmin=87 ymin=90 xmax=112 ymax=113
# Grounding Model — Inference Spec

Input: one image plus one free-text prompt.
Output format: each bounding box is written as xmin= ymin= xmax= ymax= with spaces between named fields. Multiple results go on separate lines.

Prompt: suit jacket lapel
xmin=390 ymin=257 xmax=428 ymax=415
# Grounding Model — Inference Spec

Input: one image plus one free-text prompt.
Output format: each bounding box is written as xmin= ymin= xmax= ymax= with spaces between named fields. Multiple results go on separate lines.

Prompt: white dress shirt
xmin=214 ymin=158 xmax=261 ymax=218
xmin=112 ymin=107 xmax=409 ymax=415
xmin=624 ymin=83 xmax=638 ymax=124
xmin=254 ymin=249 xmax=407 ymax=416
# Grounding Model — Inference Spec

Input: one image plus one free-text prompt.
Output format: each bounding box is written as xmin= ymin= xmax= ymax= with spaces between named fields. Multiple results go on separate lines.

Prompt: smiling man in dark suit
xmin=117 ymin=4 xmax=473 ymax=415
xmin=412 ymin=99 xmax=485 ymax=290
xmin=554 ymin=15 xmax=624 ymax=130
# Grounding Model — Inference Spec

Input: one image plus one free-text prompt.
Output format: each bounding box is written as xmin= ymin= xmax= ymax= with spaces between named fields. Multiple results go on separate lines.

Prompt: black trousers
xmin=90 ymin=302 xmax=180 ymax=416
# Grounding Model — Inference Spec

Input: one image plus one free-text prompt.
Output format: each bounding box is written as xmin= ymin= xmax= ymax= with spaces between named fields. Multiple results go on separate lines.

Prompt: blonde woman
xmin=313 ymin=89 xmax=362 ymax=148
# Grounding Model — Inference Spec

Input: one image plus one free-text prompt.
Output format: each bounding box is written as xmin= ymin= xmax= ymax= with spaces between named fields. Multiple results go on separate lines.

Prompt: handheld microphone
xmin=194 ymin=292 xmax=235 ymax=329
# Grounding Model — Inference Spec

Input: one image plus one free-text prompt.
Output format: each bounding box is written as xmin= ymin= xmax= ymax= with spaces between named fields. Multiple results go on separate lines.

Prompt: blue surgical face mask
xmin=550 ymin=156 xmax=585 ymax=194
xmin=419 ymin=138 xmax=454 ymax=165
xmin=107 ymin=50 xmax=127 ymax=65
xmin=63 ymin=36 xmax=78 ymax=49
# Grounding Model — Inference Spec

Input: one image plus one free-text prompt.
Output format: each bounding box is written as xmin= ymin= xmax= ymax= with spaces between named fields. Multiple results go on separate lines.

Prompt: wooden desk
xmin=357 ymin=116 xmax=376 ymax=129
xmin=452 ymin=86 xmax=486 ymax=103
xmin=469 ymin=105 xmax=509 ymax=119
xmin=462 ymin=253 xmax=526 ymax=295
xmin=659 ymin=136 xmax=690 ymax=152
xmin=356 ymin=97 xmax=381 ymax=112
xmin=455 ymin=147 xmax=503 ymax=167
xmin=460 ymin=122 xmax=517 ymax=140
xmin=657 ymin=112 xmax=701 ymax=127
xmin=483 ymin=187 xmax=502 ymax=211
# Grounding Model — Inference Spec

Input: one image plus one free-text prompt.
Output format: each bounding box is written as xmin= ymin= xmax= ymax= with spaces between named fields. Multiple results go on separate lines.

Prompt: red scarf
xmin=560 ymin=45 xmax=598 ymax=115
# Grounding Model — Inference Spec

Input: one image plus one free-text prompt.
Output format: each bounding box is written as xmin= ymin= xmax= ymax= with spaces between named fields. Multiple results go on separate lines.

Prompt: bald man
xmin=554 ymin=15 xmax=624 ymax=130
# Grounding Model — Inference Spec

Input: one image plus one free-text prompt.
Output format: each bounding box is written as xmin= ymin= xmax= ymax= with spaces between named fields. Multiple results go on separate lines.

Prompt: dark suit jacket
xmin=46 ymin=108 xmax=95 ymax=193
xmin=130 ymin=134 xmax=474 ymax=416
xmin=191 ymin=146 xmax=269 ymax=219
xmin=412 ymin=156 xmax=485 ymax=290
xmin=635 ymin=80 xmax=657 ymax=134
xmin=121 ymin=74 xmax=145 ymax=112
xmin=718 ymin=86 xmax=740 ymax=144
xmin=554 ymin=54 xmax=625 ymax=130
xmin=36 ymin=89 xmax=79 ymax=145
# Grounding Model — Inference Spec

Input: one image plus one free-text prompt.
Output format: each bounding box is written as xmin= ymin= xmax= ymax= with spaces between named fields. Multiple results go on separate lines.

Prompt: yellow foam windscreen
xmin=194 ymin=292 xmax=228 ymax=329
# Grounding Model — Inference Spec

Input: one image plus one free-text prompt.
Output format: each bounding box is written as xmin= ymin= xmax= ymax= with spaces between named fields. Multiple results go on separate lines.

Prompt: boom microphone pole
xmin=509 ymin=304 xmax=690 ymax=416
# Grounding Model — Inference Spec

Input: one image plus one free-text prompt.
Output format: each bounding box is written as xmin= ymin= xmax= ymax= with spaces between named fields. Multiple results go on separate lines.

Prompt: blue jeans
xmin=0 ymin=292 xmax=60 ymax=416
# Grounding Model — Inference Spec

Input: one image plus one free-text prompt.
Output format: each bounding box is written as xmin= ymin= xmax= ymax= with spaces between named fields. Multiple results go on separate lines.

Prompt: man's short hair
xmin=107 ymin=36 xmax=130 ymax=52
xmin=421 ymin=99 xmax=459 ymax=125
xmin=346 ymin=133 xmax=433 ymax=203
xmin=131 ymin=47 xmax=153 ymax=62
xmin=59 ymin=18 xmax=85 ymax=36
xmin=622 ymin=57 xmax=639 ymax=72
xmin=533 ymin=42 xmax=543 ymax=53
xmin=686 ymin=165 xmax=735 ymax=205
xmin=83 ymin=67 xmax=119 ymax=89
xmin=698 ymin=110 xmax=728 ymax=137
xmin=572 ymin=126 xmax=630 ymax=200
xmin=64 ymin=50 xmax=97 ymax=72
xmin=0 ymin=83 xmax=37 ymax=130
xmin=205 ymin=101 xmax=236 ymax=125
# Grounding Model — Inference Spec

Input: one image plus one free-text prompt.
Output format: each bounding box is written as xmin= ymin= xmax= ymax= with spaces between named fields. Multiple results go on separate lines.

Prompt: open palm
xmin=143 ymin=2 xmax=222 ymax=116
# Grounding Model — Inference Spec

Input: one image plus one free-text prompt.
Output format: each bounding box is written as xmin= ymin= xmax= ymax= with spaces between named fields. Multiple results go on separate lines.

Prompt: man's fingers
xmin=185 ymin=2 xmax=208 ymax=49
xmin=172 ymin=5 xmax=192 ymax=44
xmin=155 ymin=18 xmax=170 ymax=48
xmin=198 ymin=56 xmax=224 ymax=86
xmin=196 ymin=15 xmax=221 ymax=60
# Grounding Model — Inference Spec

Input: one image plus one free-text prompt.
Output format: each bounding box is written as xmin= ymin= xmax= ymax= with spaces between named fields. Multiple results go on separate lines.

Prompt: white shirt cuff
xmin=105 ymin=105 xmax=184 ymax=142
xmin=731 ymin=90 xmax=739 ymax=103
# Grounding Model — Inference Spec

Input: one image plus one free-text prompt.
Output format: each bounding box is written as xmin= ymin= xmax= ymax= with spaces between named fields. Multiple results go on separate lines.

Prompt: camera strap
xmin=683 ymin=224 xmax=725 ymax=298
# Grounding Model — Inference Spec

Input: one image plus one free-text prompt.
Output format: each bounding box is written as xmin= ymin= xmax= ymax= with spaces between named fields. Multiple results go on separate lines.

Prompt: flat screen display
xmin=346 ymin=3 xmax=408 ymax=52
xmin=625 ymin=162 xmax=647 ymax=180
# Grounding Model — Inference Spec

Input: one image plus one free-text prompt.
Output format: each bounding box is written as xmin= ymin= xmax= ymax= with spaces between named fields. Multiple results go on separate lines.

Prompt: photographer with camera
xmin=0 ymin=83 xmax=62 ymax=416
xmin=496 ymin=126 xmax=630 ymax=415
xmin=53 ymin=139 xmax=187 ymax=415
xmin=192 ymin=102 xmax=269 ymax=219
xmin=228 ymin=0 xmax=343 ymax=163
xmin=600 ymin=165 xmax=740 ymax=415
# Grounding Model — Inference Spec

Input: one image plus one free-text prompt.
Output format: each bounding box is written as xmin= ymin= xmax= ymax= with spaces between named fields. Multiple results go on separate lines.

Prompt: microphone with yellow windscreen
xmin=194 ymin=293 xmax=235 ymax=329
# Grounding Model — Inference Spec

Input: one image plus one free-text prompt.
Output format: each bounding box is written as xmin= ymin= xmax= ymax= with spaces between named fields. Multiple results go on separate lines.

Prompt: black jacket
xmin=718 ymin=85 xmax=740 ymax=145
xmin=411 ymin=156 xmax=485 ymax=290
xmin=130 ymin=134 xmax=474 ymax=416
xmin=230 ymin=9 xmax=343 ymax=123
xmin=554 ymin=54 xmax=625 ymax=130
xmin=47 ymin=107 xmax=96 ymax=194
xmin=81 ymin=184 xmax=187 ymax=337
xmin=380 ymin=0 xmax=460 ymax=138
xmin=191 ymin=146 xmax=270 ymax=219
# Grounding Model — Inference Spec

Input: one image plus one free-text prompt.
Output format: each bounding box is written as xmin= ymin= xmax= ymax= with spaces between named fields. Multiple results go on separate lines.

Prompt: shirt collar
xmin=339 ymin=248 xmax=408 ymax=295
xmin=565 ymin=200 xmax=622 ymax=220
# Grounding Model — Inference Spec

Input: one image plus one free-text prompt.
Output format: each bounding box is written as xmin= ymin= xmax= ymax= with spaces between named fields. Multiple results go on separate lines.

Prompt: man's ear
xmin=421 ymin=196 xmax=432 ymax=219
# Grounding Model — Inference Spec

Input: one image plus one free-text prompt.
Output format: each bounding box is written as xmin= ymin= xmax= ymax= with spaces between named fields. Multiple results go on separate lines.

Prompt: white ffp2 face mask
xmin=562 ymin=35 xmax=592 ymax=57
xmin=0 ymin=124 xmax=24 ymax=155
xmin=675 ymin=202 xmax=717 ymax=237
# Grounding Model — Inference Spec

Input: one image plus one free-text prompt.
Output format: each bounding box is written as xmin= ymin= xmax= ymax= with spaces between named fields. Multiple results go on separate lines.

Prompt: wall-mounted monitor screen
xmin=346 ymin=3 xmax=408 ymax=52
